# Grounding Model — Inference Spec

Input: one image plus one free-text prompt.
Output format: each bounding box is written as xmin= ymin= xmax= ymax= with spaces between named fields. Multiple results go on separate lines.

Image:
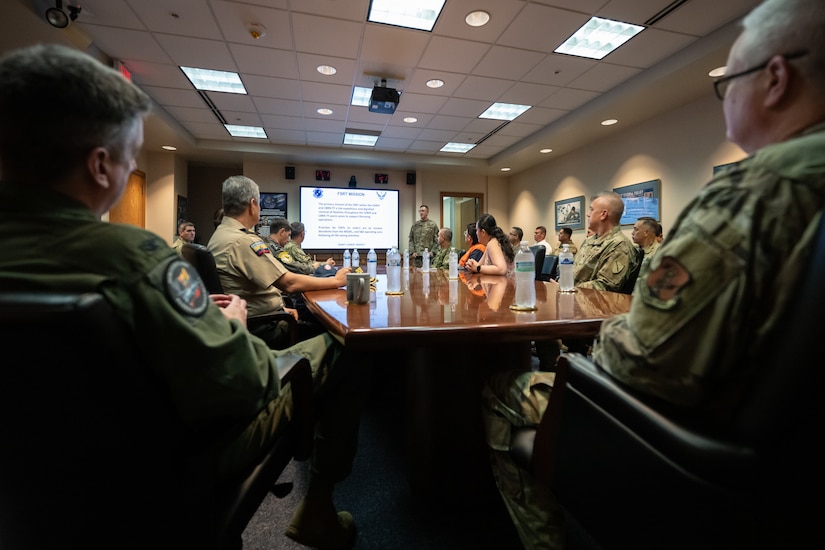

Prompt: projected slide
xmin=300 ymin=186 xmax=399 ymax=250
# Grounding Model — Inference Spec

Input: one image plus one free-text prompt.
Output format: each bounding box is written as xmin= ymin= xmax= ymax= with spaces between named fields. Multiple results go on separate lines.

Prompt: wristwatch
xmin=476 ymin=265 xmax=481 ymax=273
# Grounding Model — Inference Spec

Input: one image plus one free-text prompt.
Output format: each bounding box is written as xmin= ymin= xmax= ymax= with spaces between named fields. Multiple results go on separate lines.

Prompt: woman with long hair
xmin=465 ymin=213 xmax=513 ymax=276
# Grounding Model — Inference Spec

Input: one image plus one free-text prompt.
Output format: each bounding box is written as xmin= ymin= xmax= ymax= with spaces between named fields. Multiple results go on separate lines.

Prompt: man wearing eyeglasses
xmin=482 ymin=1 xmax=825 ymax=548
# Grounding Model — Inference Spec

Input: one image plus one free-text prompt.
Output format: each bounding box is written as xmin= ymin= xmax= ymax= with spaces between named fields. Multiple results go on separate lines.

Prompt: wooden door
xmin=108 ymin=170 xmax=145 ymax=227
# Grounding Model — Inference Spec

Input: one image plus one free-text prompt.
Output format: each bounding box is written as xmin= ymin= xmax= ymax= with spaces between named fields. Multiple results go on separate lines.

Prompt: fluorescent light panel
xmin=440 ymin=143 xmax=476 ymax=153
xmin=351 ymin=86 xmax=372 ymax=107
xmin=180 ymin=67 xmax=247 ymax=94
xmin=479 ymin=103 xmax=531 ymax=121
xmin=555 ymin=17 xmax=644 ymax=60
xmin=344 ymin=133 xmax=379 ymax=146
xmin=368 ymin=0 xmax=446 ymax=32
xmin=225 ymin=125 xmax=266 ymax=138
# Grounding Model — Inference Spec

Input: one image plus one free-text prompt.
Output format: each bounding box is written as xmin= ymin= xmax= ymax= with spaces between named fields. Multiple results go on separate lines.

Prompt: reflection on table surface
xmin=303 ymin=268 xmax=632 ymax=348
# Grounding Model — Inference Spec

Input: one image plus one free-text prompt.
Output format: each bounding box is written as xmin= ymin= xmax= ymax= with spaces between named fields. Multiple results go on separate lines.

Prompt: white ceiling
xmin=7 ymin=0 xmax=760 ymax=175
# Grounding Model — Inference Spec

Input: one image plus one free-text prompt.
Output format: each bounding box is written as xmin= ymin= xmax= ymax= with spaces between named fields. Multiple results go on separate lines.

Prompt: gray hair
xmin=0 ymin=44 xmax=151 ymax=184
xmin=221 ymin=175 xmax=260 ymax=216
xmin=289 ymin=221 xmax=305 ymax=239
xmin=740 ymin=0 xmax=825 ymax=89
xmin=592 ymin=191 xmax=625 ymax=224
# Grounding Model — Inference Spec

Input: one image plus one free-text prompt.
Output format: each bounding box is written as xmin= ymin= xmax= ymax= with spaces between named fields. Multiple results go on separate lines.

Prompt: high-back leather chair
xmin=0 ymin=291 xmax=313 ymax=550
xmin=181 ymin=242 xmax=298 ymax=347
xmin=528 ymin=245 xmax=546 ymax=281
xmin=538 ymin=254 xmax=558 ymax=282
xmin=511 ymin=212 xmax=825 ymax=549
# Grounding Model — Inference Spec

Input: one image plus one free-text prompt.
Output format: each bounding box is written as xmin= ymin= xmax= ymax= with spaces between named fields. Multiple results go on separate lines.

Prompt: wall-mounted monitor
xmin=300 ymin=186 xmax=399 ymax=250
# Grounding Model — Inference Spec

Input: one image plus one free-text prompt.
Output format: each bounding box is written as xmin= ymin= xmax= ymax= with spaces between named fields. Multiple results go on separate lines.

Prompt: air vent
xmin=645 ymin=0 xmax=689 ymax=26
xmin=475 ymin=121 xmax=511 ymax=146
xmin=197 ymin=90 xmax=227 ymax=125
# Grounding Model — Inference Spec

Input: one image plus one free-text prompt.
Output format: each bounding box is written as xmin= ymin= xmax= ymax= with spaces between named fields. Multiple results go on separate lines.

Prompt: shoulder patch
xmin=250 ymin=240 xmax=271 ymax=256
xmin=164 ymin=259 xmax=209 ymax=316
xmin=277 ymin=251 xmax=294 ymax=264
xmin=645 ymin=256 xmax=691 ymax=301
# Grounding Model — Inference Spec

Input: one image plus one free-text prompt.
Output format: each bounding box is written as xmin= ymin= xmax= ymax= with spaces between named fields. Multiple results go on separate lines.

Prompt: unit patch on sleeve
xmin=250 ymin=241 xmax=271 ymax=256
xmin=164 ymin=259 xmax=209 ymax=316
xmin=276 ymin=251 xmax=294 ymax=264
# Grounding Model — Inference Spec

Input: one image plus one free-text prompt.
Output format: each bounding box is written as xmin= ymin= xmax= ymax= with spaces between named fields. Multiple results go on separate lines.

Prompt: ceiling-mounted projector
xmin=369 ymin=79 xmax=400 ymax=114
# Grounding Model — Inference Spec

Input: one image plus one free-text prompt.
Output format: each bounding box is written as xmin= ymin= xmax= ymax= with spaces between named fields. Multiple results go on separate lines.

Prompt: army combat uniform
xmin=408 ymin=218 xmax=439 ymax=267
xmin=481 ymin=122 xmax=825 ymax=549
xmin=430 ymin=244 xmax=451 ymax=269
xmin=0 ymin=186 xmax=360 ymax=493
xmin=572 ymin=225 xmax=640 ymax=292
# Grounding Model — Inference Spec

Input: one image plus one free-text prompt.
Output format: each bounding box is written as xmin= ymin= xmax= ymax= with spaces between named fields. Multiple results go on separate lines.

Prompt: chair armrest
xmin=563 ymin=352 xmax=758 ymax=487
xmin=273 ymin=353 xmax=314 ymax=461
xmin=247 ymin=311 xmax=299 ymax=347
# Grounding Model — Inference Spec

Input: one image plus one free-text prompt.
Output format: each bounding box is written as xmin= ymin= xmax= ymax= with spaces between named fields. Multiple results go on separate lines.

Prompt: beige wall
xmin=507 ymin=93 xmax=746 ymax=245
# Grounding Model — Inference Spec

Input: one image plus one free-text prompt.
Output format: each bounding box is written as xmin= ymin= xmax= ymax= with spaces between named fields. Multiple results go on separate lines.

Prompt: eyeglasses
xmin=713 ymin=50 xmax=808 ymax=100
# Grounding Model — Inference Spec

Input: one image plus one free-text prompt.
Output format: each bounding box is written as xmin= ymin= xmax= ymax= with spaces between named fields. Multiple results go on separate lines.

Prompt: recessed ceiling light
xmin=161 ymin=145 xmax=177 ymax=151
xmin=426 ymin=79 xmax=444 ymax=88
xmin=465 ymin=10 xmax=490 ymax=27
xmin=317 ymin=65 xmax=337 ymax=76
xmin=555 ymin=17 xmax=644 ymax=60
xmin=601 ymin=119 xmax=618 ymax=126
xmin=368 ymin=0 xmax=447 ymax=32
xmin=180 ymin=67 xmax=247 ymax=94
xmin=317 ymin=108 xmax=333 ymax=115
xmin=225 ymin=124 xmax=267 ymax=138
xmin=500 ymin=167 xmax=511 ymax=172
xmin=540 ymin=148 xmax=553 ymax=154
xmin=479 ymin=102 xmax=531 ymax=121
xmin=403 ymin=116 xmax=418 ymax=123
xmin=440 ymin=142 xmax=476 ymax=153
xmin=708 ymin=66 xmax=726 ymax=78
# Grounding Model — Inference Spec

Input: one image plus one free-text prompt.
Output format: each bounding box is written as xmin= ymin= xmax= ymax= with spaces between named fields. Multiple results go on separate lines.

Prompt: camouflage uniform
xmin=482 ymin=122 xmax=825 ymax=549
xmin=284 ymin=240 xmax=317 ymax=274
xmin=430 ymin=245 xmax=451 ymax=269
xmin=408 ymin=218 xmax=439 ymax=267
xmin=553 ymin=240 xmax=577 ymax=255
xmin=572 ymin=225 xmax=640 ymax=292
xmin=638 ymin=240 xmax=660 ymax=274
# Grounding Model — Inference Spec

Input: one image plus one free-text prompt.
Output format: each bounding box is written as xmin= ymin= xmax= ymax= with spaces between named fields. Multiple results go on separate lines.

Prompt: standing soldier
xmin=407 ymin=204 xmax=439 ymax=268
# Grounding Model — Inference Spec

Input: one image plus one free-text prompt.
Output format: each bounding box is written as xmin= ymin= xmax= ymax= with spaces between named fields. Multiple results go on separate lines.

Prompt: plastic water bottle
xmin=422 ymin=248 xmax=430 ymax=271
xmin=403 ymin=249 xmax=410 ymax=270
xmin=352 ymin=249 xmax=360 ymax=271
xmin=448 ymin=247 xmax=458 ymax=279
xmin=343 ymin=249 xmax=351 ymax=268
xmin=367 ymin=248 xmax=378 ymax=277
xmin=558 ymin=244 xmax=575 ymax=292
xmin=514 ymin=241 xmax=536 ymax=309
xmin=387 ymin=246 xmax=401 ymax=293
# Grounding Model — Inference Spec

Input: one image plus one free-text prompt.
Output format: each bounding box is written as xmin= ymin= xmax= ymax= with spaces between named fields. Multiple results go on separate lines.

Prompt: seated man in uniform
xmin=0 ymin=44 xmax=362 ymax=549
xmin=209 ymin=183 xmax=350 ymax=348
xmin=482 ymin=0 xmax=825 ymax=547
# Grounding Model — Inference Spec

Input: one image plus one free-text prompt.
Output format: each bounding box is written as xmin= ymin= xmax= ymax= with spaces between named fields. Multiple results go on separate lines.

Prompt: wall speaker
xmin=285 ymin=166 xmax=295 ymax=180
xmin=406 ymin=172 xmax=416 ymax=185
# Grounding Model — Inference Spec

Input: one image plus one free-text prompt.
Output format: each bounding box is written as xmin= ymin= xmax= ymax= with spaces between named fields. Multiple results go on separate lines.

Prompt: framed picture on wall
xmin=555 ymin=195 xmax=585 ymax=231
xmin=614 ymin=179 xmax=661 ymax=226
xmin=258 ymin=192 xmax=287 ymax=231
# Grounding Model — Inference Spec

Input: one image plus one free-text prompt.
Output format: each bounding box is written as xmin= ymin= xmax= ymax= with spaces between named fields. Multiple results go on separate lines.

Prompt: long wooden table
xmin=303 ymin=268 xmax=632 ymax=496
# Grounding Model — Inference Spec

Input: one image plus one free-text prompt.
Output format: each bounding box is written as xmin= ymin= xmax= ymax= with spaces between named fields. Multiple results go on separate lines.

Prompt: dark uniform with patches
xmin=0 ymin=186 xmax=361 ymax=495
xmin=481 ymin=122 xmax=825 ymax=549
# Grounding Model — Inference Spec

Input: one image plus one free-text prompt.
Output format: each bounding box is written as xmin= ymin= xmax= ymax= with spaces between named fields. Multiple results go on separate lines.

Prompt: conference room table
xmin=302 ymin=268 xmax=632 ymax=497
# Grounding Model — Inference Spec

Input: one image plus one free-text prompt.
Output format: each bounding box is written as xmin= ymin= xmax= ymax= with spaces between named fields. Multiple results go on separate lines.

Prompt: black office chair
xmin=510 ymin=213 xmax=825 ymax=549
xmin=0 ymin=291 xmax=313 ymax=550
xmin=538 ymin=254 xmax=558 ymax=282
xmin=181 ymin=243 xmax=298 ymax=347
xmin=528 ymin=245 xmax=546 ymax=281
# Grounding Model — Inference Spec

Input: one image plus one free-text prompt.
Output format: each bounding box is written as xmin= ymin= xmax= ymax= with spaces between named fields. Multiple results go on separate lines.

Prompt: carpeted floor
xmin=239 ymin=368 xmax=524 ymax=549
